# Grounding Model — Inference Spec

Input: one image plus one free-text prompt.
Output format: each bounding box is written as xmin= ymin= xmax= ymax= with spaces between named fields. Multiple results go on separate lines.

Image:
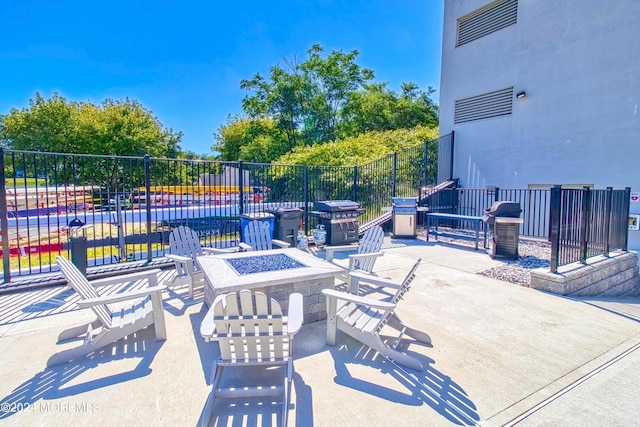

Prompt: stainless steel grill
xmin=392 ymin=197 xmax=418 ymax=238
xmin=313 ymin=200 xmax=364 ymax=245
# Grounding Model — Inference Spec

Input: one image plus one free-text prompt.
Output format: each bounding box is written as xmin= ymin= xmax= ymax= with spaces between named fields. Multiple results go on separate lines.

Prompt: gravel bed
xmin=417 ymin=228 xmax=550 ymax=287
xmin=476 ymin=240 xmax=550 ymax=287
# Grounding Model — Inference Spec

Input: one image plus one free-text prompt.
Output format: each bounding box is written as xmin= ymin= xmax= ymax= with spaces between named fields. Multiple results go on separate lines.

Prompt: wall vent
xmin=454 ymin=87 xmax=513 ymax=124
xmin=457 ymin=0 xmax=518 ymax=47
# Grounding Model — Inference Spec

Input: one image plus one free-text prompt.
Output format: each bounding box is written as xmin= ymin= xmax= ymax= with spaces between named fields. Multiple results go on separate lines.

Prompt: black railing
xmin=437 ymin=131 xmax=454 ymax=183
xmin=426 ymin=187 xmax=552 ymax=239
xmin=0 ymin=136 xmax=443 ymax=281
xmin=549 ymin=186 xmax=630 ymax=273
xmin=1 ymin=135 xmax=630 ymax=282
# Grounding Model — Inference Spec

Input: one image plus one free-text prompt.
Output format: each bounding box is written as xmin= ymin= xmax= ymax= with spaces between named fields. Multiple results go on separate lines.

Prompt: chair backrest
xmin=389 ymin=258 xmax=421 ymax=304
xmin=169 ymin=225 xmax=204 ymax=258
xmin=210 ymin=290 xmax=290 ymax=362
xmin=354 ymin=225 xmax=385 ymax=272
xmin=57 ymin=256 xmax=112 ymax=326
xmin=374 ymin=258 xmax=422 ymax=333
xmin=243 ymin=220 xmax=273 ymax=251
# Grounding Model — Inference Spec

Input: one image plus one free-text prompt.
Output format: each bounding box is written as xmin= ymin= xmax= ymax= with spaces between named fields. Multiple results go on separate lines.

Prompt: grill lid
xmin=392 ymin=197 xmax=418 ymax=207
xmin=482 ymin=201 xmax=522 ymax=223
xmin=315 ymin=200 xmax=361 ymax=212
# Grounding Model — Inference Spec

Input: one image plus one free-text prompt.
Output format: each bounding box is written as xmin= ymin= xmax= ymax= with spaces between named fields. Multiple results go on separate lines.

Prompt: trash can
xmin=241 ymin=212 xmax=275 ymax=242
xmin=267 ymin=207 xmax=304 ymax=247
xmin=482 ymin=201 xmax=523 ymax=259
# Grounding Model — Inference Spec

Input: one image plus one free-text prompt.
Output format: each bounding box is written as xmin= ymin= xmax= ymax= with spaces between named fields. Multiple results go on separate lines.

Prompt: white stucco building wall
xmin=439 ymin=0 xmax=640 ymax=249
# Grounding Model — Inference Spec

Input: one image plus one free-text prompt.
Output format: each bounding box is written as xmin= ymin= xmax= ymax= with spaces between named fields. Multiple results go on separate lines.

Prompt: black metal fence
xmin=0 ymin=134 xmax=451 ymax=281
xmin=426 ymin=185 xmax=631 ymax=272
xmin=0 ymin=133 xmax=630 ymax=281
xmin=425 ymin=187 xmax=552 ymax=239
xmin=549 ymin=186 xmax=630 ymax=273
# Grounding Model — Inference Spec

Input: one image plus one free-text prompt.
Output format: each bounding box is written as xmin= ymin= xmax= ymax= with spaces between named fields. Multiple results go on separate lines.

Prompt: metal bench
xmin=426 ymin=213 xmax=487 ymax=250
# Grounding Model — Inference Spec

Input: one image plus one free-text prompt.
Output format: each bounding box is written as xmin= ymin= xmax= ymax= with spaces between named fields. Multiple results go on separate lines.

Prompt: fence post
xmin=623 ymin=187 xmax=631 ymax=251
xmin=580 ymin=186 xmax=591 ymax=264
xmin=392 ymin=152 xmax=398 ymax=197
xmin=494 ymin=187 xmax=500 ymax=202
xmin=144 ymin=155 xmax=152 ymax=262
xmin=238 ymin=161 xmax=244 ymax=218
xmin=423 ymin=139 xmax=429 ymax=188
xmin=449 ymin=131 xmax=455 ymax=181
xmin=604 ymin=187 xmax=613 ymax=255
xmin=0 ymin=148 xmax=10 ymax=283
xmin=303 ymin=165 xmax=309 ymax=234
xmin=352 ymin=166 xmax=358 ymax=203
xmin=549 ymin=185 xmax=561 ymax=273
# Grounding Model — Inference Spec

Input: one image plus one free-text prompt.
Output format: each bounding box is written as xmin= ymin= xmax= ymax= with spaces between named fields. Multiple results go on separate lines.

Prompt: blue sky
xmin=0 ymin=0 xmax=444 ymax=155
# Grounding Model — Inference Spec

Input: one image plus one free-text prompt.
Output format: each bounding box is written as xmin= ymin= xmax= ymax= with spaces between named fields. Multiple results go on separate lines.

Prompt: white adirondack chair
xmin=324 ymin=225 xmax=385 ymax=279
xmin=200 ymin=290 xmax=303 ymax=427
xmin=243 ymin=220 xmax=290 ymax=251
xmin=165 ymin=225 xmax=250 ymax=298
xmin=49 ymin=256 xmax=167 ymax=367
xmin=322 ymin=258 xmax=431 ymax=370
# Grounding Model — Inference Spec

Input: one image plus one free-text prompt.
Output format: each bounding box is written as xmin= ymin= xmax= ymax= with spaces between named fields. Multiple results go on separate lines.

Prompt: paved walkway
xmin=0 ymin=237 xmax=638 ymax=426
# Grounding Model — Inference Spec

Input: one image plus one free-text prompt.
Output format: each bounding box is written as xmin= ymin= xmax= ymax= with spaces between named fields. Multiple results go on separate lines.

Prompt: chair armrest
xmin=286 ymin=293 xmax=304 ymax=336
xmin=239 ymin=242 xmax=253 ymax=251
xmin=166 ymin=254 xmax=192 ymax=263
xmin=349 ymin=271 xmax=401 ymax=289
xmin=77 ymin=285 xmax=167 ymax=308
xmin=348 ymin=252 xmax=384 ymax=260
xmin=324 ymin=244 xmax=358 ymax=261
xmin=89 ymin=269 xmax=161 ymax=288
xmin=347 ymin=251 xmax=384 ymax=271
xmin=272 ymin=239 xmax=291 ymax=248
xmin=348 ymin=271 xmax=402 ymax=294
xmin=202 ymin=247 xmax=237 ymax=254
xmin=200 ymin=294 xmax=227 ymax=340
xmin=321 ymin=289 xmax=396 ymax=310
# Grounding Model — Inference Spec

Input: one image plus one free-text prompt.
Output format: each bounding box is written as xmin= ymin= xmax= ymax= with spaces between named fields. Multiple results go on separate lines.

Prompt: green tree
xmin=216 ymin=45 xmax=438 ymax=162
xmin=277 ymin=126 xmax=438 ymax=166
xmin=1 ymin=92 xmax=184 ymax=189
xmin=0 ymin=93 xmax=77 ymax=152
xmin=0 ymin=92 xmax=182 ymax=157
xmin=213 ymin=116 xmax=288 ymax=162
xmin=339 ymin=83 xmax=438 ymax=136
xmin=240 ymin=44 xmax=375 ymax=149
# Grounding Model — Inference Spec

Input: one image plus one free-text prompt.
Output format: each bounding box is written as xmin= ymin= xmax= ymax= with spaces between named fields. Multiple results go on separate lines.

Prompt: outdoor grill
xmin=392 ymin=197 xmax=418 ymax=238
xmin=481 ymin=201 xmax=522 ymax=226
xmin=313 ymin=200 xmax=364 ymax=245
xmin=482 ymin=201 xmax=523 ymax=259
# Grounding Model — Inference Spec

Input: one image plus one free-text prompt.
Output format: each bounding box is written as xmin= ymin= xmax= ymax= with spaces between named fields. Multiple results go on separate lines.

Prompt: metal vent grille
xmin=457 ymin=0 xmax=518 ymax=47
xmin=454 ymin=87 xmax=513 ymax=124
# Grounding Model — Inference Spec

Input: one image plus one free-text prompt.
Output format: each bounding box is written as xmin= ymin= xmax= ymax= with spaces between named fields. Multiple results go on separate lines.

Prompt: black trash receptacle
xmin=267 ymin=207 xmax=304 ymax=247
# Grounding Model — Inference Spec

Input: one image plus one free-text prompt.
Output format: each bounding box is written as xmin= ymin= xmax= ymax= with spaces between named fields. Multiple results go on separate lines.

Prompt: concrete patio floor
xmin=0 ymin=237 xmax=639 ymax=426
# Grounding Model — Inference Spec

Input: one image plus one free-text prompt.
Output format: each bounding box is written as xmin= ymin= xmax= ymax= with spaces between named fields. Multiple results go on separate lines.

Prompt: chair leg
xmin=46 ymin=341 xmax=98 ymax=367
xmin=325 ymin=297 xmax=338 ymax=346
xmin=377 ymin=344 xmax=423 ymax=371
xmin=200 ymin=363 xmax=224 ymax=427
xmin=150 ymin=292 xmax=167 ymax=340
xmin=282 ymin=362 xmax=291 ymax=427
xmin=387 ymin=314 xmax=432 ymax=345
xmin=57 ymin=319 xmax=100 ymax=342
